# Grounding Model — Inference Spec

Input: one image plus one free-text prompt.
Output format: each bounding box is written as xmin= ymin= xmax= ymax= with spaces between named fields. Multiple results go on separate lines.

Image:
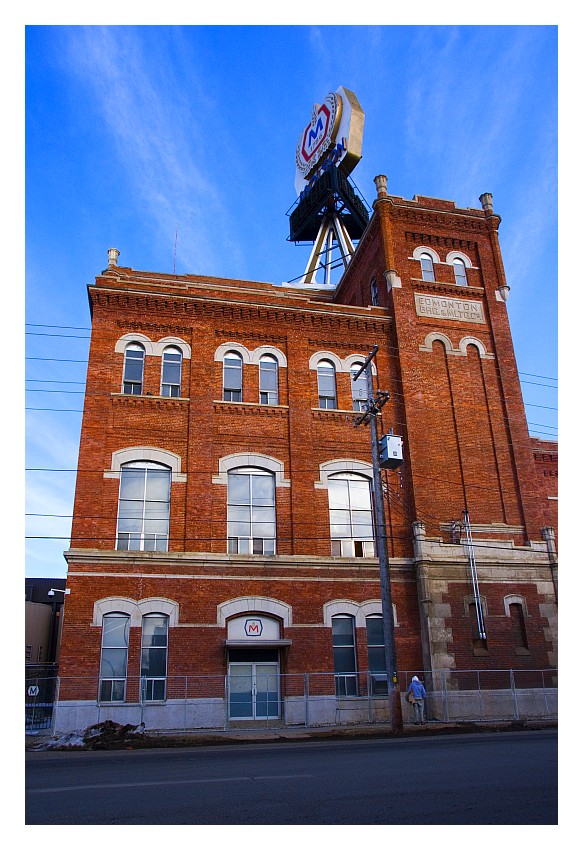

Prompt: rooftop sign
xmin=294 ymin=87 xmax=364 ymax=197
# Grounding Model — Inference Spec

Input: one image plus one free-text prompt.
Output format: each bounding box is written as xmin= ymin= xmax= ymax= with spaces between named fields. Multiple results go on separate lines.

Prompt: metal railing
xmin=38 ymin=668 xmax=557 ymax=735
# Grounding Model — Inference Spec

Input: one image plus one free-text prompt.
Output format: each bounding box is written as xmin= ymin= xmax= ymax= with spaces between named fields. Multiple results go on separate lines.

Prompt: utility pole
xmin=353 ymin=345 xmax=403 ymax=733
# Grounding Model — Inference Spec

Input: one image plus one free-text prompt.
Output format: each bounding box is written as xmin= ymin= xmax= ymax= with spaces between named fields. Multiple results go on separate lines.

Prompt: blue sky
xmin=23 ymin=23 xmax=558 ymax=579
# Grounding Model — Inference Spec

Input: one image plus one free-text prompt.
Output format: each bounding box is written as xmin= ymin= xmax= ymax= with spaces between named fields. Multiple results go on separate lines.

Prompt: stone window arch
xmin=445 ymin=250 xmax=473 ymax=268
xmin=212 ymin=452 xmax=290 ymax=488
xmin=217 ymin=596 xmax=292 ymax=627
xmin=93 ymin=596 xmax=179 ymax=627
xmin=418 ymin=331 xmax=456 ymax=355
xmin=104 ymin=446 xmax=186 ymax=482
xmin=458 ymin=336 xmax=494 ymax=359
xmin=154 ymin=336 xmax=191 ymax=359
xmin=115 ymin=333 xmax=155 ymax=356
xmin=249 ymin=346 xmax=287 ymax=368
xmin=213 ymin=342 xmax=252 ymax=364
xmin=315 ymin=459 xmax=374 ymax=490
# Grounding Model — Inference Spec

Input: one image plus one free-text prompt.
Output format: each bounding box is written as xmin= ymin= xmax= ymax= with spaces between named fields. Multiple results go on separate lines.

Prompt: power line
xmin=23 ymin=535 xmax=555 ymax=556
xmin=22 ymin=382 xmax=560 ymax=411
xmin=23 ymin=325 xmax=559 ymax=383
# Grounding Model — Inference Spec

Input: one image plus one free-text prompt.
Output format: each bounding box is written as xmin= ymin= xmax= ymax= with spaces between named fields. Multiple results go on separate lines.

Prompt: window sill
xmin=513 ymin=647 xmax=531 ymax=656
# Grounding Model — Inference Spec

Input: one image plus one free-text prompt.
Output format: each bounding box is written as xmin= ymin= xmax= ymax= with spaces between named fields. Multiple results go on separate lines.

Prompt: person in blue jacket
xmin=406 ymin=675 xmax=427 ymax=724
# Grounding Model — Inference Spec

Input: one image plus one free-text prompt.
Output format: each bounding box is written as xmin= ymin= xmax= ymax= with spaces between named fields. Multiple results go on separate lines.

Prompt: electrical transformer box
xmin=378 ymin=434 xmax=403 ymax=469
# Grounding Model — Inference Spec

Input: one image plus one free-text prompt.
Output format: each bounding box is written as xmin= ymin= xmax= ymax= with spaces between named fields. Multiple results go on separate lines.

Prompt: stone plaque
xmin=414 ymin=293 xmax=485 ymax=324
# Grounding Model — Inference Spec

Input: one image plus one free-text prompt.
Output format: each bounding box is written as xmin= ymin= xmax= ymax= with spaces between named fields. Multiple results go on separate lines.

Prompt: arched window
xmin=328 ymin=472 xmax=374 ymax=557
xmin=453 ymin=257 xmax=468 ymax=286
xmin=370 ymin=278 xmax=378 ymax=306
xmin=509 ymin=602 xmax=529 ymax=652
xmin=161 ymin=347 xmax=182 ymax=397
xmin=223 ymin=352 xmax=243 ymax=402
xmin=350 ymin=363 xmax=368 ymax=412
xmin=227 ymin=467 xmax=276 ymax=555
xmin=332 ymin=614 xmax=357 ymax=696
xmin=420 ymin=253 xmax=435 ymax=282
xmin=317 ymin=359 xmax=337 ymax=409
xmin=140 ymin=614 xmax=169 ymax=701
xmin=123 ymin=343 xmax=145 ymax=395
xmin=259 ymin=355 xmax=278 ymax=405
xmin=116 ymin=461 xmax=171 ymax=552
xmin=99 ymin=612 xmax=130 ymax=702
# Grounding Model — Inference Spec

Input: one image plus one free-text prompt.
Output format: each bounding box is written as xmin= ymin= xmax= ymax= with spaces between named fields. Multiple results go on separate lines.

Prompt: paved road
xmin=25 ymin=730 xmax=557 ymax=825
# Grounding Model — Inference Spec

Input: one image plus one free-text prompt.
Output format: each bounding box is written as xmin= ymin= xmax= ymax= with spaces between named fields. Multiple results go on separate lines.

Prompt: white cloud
xmin=61 ymin=27 xmax=242 ymax=275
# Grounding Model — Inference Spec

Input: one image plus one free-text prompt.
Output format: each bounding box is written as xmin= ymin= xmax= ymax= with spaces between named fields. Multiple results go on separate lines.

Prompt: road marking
xmin=27 ymin=774 xmax=315 ymax=794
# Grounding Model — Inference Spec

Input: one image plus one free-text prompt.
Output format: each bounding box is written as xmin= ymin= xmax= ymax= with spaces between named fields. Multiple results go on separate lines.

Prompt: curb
xmin=26 ymin=719 xmax=557 ymax=752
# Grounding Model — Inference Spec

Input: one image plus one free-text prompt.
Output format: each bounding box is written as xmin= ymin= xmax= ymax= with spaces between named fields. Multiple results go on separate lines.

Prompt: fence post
xmin=477 ymin=670 xmax=483 ymax=721
xmin=304 ymin=673 xmax=310 ymax=728
xmin=441 ymin=670 xmax=449 ymax=723
xmin=367 ymin=673 xmax=372 ymax=723
xmin=510 ymin=669 xmax=519 ymax=720
xmin=541 ymin=669 xmax=549 ymax=716
xmin=50 ymin=676 xmax=60 ymax=736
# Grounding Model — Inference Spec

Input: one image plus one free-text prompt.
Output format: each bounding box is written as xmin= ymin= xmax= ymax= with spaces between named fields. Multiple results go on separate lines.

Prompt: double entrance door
xmin=228 ymin=649 xmax=280 ymax=720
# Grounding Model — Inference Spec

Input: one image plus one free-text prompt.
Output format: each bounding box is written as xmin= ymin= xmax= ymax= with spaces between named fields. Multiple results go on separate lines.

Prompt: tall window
xmin=366 ymin=615 xmax=388 ymax=694
xmin=123 ymin=343 xmax=145 ymax=395
xmin=420 ymin=253 xmax=435 ymax=282
xmin=509 ymin=603 xmax=529 ymax=651
xmin=141 ymin=614 xmax=169 ymax=701
xmin=117 ymin=461 xmax=171 ymax=552
xmin=328 ymin=472 xmax=375 ymax=557
xmin=223 ymin=352 xmax=243 ymax=401
xmin=453 ymin=258 xmax=468 ymax=286
xmin=350 ymin=363 xmax=368 ymax=412
xmin=370 ymin=278 xmax=378 ymax=306
xmin=317 ymin=360 xmax=337 ymax=409
xmin=332 ymin=615 xmax=357 ymax=696
xmin=99 ymin=613 xmax=130 ymax=702
xmin=227 ymin=467 xmax=276 ymax=555
xmin=259 ymin=355 xmax=278 ymax=405
xmin=161 ymin=347 xmax=182 ymax=397
xmin=469 ymin=601 xmax=488 ymax=655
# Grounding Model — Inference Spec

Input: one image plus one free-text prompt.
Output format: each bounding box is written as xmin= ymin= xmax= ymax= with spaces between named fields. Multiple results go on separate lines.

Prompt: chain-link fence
xmin=44 ymin=668 xmax=557 ymax=734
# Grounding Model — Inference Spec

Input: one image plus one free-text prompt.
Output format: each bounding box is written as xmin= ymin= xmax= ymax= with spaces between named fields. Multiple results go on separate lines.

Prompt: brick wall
xmin=59 ymin=189 xmax=557 ymax=689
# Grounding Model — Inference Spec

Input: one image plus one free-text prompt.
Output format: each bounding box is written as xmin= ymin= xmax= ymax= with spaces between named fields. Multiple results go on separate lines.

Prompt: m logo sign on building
xmin=244 ymin=619 xmax=263 ymax=637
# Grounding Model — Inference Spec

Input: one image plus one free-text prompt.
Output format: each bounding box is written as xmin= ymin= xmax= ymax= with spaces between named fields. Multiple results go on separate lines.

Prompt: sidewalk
xmin=26 ymin=717 xmax=557 ymax=751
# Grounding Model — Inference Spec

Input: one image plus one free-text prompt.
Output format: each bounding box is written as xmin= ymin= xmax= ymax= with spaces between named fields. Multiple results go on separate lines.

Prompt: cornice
xmin=213 ymin=401 xmax=289 ymax=417
xmin=115 ymin=319 xmax=192 ymax=336
xmin=63 ymin=547 xmax=415 ymax=575
xmin=111 ymin=394 xmax=189 ymax=409
xmin=405 ymin=230 xmax=479 ymax=250
xmin=311 ymin=408 xmax=360 ymax=423
xmin=412 ymin=280 xmax=485 ymax=299
xmin=215 ymin=328 xmax=287 ymax=345
xmin=90 ymin=286 xmax=391 ymax=334
xmin=395 ymin=205 xmax=488 ymax=236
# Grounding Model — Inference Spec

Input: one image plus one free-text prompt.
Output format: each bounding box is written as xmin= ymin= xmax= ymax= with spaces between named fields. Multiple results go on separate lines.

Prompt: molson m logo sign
xmin=294 ymin=86 xmax=365 ymax=196
xmin=244 ymin=619 xmax=263 ymax=637
xmin=296 ymin=92 xmax=341 ymax=178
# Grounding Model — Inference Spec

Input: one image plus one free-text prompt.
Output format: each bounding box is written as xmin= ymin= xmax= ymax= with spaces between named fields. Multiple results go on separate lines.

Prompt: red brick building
xmin=55 ymin=179 xmax=557 ymax=731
